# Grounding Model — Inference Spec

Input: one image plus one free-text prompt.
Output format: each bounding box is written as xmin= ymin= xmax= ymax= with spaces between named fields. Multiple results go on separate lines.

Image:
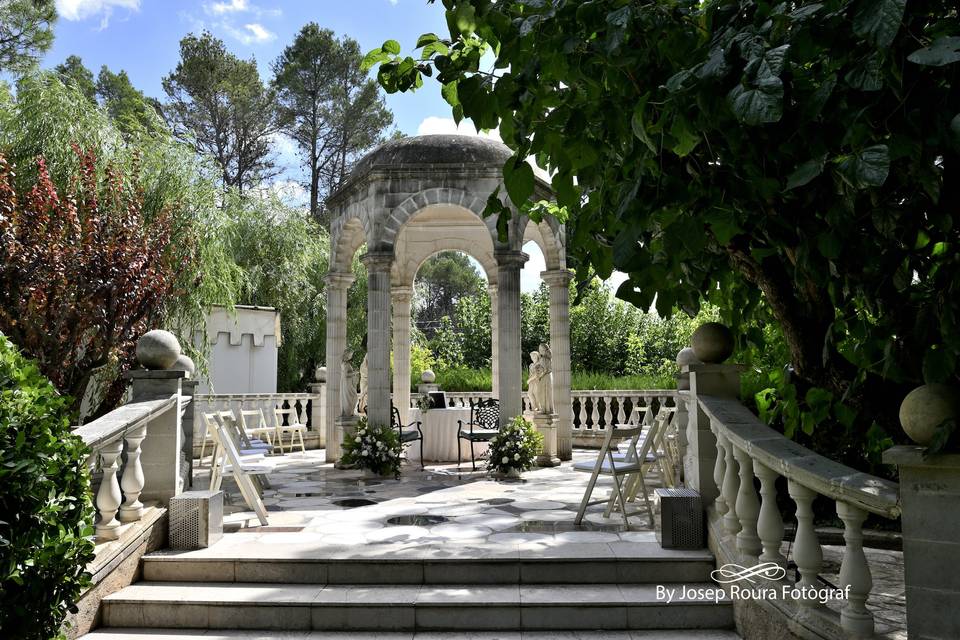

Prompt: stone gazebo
xmin=323 ymin=134 xmax=572 ymax=464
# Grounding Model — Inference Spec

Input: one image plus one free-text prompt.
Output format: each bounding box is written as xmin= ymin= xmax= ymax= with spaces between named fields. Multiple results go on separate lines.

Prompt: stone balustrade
xmin=193 ymin=392 xmax=323 ymax=450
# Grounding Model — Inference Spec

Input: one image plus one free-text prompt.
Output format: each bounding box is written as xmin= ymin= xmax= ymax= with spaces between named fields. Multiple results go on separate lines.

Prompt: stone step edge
xmin=142 ymin=553 xmax=716 ymax=564
xmin=84 ymin=630 xmax=742 ymax=640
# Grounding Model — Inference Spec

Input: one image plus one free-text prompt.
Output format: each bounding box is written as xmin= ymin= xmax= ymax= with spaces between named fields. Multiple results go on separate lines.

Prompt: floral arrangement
xmin=415 ymin=393 xmax=434 ymax=413
xmin=487 ymin=415 xmax=543 ymax=475
xmin=340 ymin=418 xmax=404 ymax=478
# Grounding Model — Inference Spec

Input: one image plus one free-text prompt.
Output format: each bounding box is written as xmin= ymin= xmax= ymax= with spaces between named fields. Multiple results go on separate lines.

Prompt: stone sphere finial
xmin=899 ymin=384 xmax=960 ymax=446
xmin=676 ymin=346 xmax=701 ymax=367
xmin=315 ymin=365 xmax=327 ymax=382
xmin=170 ymin=354 xmax=195 ymax=377
xmin=421 ymin=369 xmax=436 ymax=383
xmin=691 ymin=322 xmax=735 ymax=364
xmin=136 ymin=330 xmax=181 ymax=370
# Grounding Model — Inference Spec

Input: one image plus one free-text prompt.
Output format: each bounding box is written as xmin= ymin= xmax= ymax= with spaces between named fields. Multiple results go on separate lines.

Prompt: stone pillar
xmin=685 ymin=363 xmax=744 ymax=504
xmin=392 ymin=285 xmax=413 ymax=426
xmin=884 ymin=446 xmax=960 ymax=639
xmin=324 ymin=271 xmax=353 ymax=463
xmin=363 ymin=251 xmax=393 ymax=428
xmin=126 ymin=369 xmax=185 ymax=503
xmin=309 ymin=369 xmax=326 ymax=448
xmin=533 ymin=413 xmax=561 ymax=467
xmin=495 ymin=251 xmax=527 ymax=426
xmin=180 ymin=378 xmax=199 ymax=489
xmin=542 ymin=269 xmax=573 ymax=460
xmin=489 ymin=283 xmax=499 ymax=399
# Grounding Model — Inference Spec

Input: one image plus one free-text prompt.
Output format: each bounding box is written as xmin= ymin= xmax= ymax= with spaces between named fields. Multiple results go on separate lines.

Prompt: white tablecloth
xmin=406 ymin=408 xmax=489 ymax=463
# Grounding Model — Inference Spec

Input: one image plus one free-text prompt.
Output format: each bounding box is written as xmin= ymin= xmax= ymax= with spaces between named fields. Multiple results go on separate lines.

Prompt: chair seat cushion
xmin=399 ymin=429 xmax=420 ymax=443
xmin=460 ymin=428 xmax=498 ymax=441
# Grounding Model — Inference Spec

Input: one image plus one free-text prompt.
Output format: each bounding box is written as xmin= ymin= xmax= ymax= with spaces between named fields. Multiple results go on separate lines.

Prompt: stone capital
xmin=392 ymin=285 xmax=414 ymax=304
xmin=494 ymin=250 xmax=529 ymax=270
xmin=541 ymin=269 xmax=573 ymax=288
xmin=487 ymin=283 xmax=499 ymax=297
xmin=361 ymin=251 xmax=394 ymax=272
xmin=324 ymin=271 xmax=355 ymax=290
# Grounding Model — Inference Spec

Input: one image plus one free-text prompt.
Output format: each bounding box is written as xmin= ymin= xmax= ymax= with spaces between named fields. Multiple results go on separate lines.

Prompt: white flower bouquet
xmin=340 ymin=417 xmax=404 ymax=478
xmin=486 ymin=415 xmax=543 ymax=476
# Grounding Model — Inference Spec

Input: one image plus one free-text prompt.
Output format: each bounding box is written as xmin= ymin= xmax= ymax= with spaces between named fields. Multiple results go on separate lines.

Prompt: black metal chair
xmin=392 ymin=405 xmax=424 ymax=469
xmin=457 ymin=398 xmax=500 ymax=471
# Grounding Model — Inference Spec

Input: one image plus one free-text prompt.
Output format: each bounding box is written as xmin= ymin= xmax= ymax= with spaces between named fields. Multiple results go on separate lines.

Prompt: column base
xmin=334 ymin=416 xmax=359 ymax=470
xmin=533 ymin=413 xmax=561 ymax=467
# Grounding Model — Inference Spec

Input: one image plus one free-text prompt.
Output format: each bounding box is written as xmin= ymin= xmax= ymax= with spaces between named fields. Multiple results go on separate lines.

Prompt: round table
xmin=406 ymin=407 xmax=489 ymax=463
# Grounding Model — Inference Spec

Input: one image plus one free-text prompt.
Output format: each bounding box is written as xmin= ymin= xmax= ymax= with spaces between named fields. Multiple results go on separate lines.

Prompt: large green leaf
xmin=502 ymin=157 xmax=535 ymax=206
xmin=785 ymin=156 xmax=827 ymax=190
xmin=852 ymin=0 xmax=906 ymax=49
xmin=728 ymin=83 xmax=783 ymax=125
xmin=908 ymin=37 xmax=960 ymax=67
xmin=851 ymin=145 xmax=890 ymax=187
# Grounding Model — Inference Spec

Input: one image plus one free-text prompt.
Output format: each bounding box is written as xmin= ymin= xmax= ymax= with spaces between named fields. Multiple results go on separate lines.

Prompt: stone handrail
xmin=72 ymin=394 xmax=180 ymax=544
xmin=194 ymin=392 xmax=320 ymax=430
xmin=698 ymin=393 xmax=900 ymax=639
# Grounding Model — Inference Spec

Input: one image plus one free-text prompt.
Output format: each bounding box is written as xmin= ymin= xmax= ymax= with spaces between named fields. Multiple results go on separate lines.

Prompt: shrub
xmin=340 ymin=417 xmax=403 ymax=478
xmin=0 ymin=333 xmax=95 ymax=639
xmin=487 ymin=416 xmax=543 ymax=475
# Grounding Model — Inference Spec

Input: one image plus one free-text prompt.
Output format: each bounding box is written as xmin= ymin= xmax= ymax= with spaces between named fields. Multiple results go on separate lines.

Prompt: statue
xmin=538 ymin=343 xmax=554 ymax=414
xmin=528 ymin=350 xmax=547 ymax=413
xmin=340 ymin=349 xmax=359 ymax=418
xmin=358 ymin=351 xmax=369 ymax=415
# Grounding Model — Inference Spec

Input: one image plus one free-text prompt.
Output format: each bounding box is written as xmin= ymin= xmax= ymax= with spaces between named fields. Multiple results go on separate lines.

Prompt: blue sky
xmin=41 ymin=0 xmax=622 ymax=293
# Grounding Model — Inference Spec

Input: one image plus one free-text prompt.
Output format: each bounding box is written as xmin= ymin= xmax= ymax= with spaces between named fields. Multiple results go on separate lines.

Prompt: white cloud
xmin=224 ymin=22 xmax=276 ymax=45
xmin=520 ymin=241 xmax=547 ymax=293
xmin=416 ymin=116 xmax=501 ymax=141
xmin=207 ymin=0 xmax=248 ymax=14
xmin=56 ymin=0 xmax=139 ymax=28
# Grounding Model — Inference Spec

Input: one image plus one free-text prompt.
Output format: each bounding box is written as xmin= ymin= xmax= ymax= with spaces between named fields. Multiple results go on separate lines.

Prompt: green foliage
xmin=413 ymin=251 xmax=485 ymax=334
xmin=454 ymin=287 xmax=491 ymax=368
xmin=272 ymin=23 xmax=394 ymax=222
xmin=571 ymin=370 xmax=677 ymax=392
xmin=409 ymin=340 xmax=436 ymax=389
xmin=96 ymin=66 xmax=164 ymax=136
xmin=0 ymin=333 xmax=95 ymax=639
xmin=428 ymin=316 xmax=465 ymax=368
xmin=430 ymin=365 xmax=493 ymax=392
xmin=487 ymin=415 xmax=542 ymax=474
xmin=0 ymin=0 xmax=55 ymax=75
xmin=340 ymin=417 xmax=403 ymax=478
xmin=374 ymin=0 xmax=960 ymax=464
xmin=54 ymin=55 xmax=95 ymax=102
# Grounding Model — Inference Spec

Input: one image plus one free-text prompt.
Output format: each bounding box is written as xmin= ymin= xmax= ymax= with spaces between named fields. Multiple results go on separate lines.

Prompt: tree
xmin=413 ymin=251 xmax=485 ymax=334
xmin=54 ymin=54 xmax=95 ymax=102
xmin=272 ymin=24 xmax=394 ymax=223
xmin=96 ymin=66 xmax=163 ymax=135
xmin=0 ymin=0 xmax=55 ymax=74
xmin=371 ymin=1 xmax=960 ymax=459
xmin=163 ymin=32 xmax=279 ymax=194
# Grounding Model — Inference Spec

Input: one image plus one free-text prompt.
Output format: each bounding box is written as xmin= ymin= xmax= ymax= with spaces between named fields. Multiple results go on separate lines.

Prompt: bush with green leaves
xmin=340 ymin=417 xmax=403 ymax=478
xmin=487 ymin=416 xmax=543 ymax=475
xmin=0 ymin=333 xmax=95 ymax=640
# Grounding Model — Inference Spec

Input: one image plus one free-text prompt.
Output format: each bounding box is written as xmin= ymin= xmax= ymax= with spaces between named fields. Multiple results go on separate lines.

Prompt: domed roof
xmin=350 ymin=134 xmax=512 ymax=179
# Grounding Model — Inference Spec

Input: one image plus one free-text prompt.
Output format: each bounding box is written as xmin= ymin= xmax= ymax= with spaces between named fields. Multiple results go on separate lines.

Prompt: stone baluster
xmin=711 ymin=426 xmax=728 ymax=515
xmin=643 ymin=397 xmax=657 ymax=426
xmin=755 ymin=462 xmax=786 ymax=568
xmin=95 ymin=440 xmax=124 ymax=541
xmin=118 ymin=424 xmax=148 ymax=523
xmin=602 ymin=395 xmax=613 ymax=428
xmin=590 ymin=396 xmax=600 ymax=429
xmin=733 ymin=446 xmax=762 ymax=561
xmin=788 ymin=480 xmax=823 ymax=607
xmin=721 ymin=431 xmax=741 ymax=535
xmin=837 ymin=502 xmax=874 ymax=637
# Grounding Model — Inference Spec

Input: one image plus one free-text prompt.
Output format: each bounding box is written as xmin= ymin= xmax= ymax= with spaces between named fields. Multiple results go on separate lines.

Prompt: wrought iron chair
xmin=457 ymin=398 xmax=500 ymax=471
xmin=392 ymin=406 xmax=424 ymax=469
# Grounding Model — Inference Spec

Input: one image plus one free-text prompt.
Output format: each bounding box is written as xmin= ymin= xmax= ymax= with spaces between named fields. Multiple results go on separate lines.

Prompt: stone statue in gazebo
xmin=528 ymin=351 xmax=547 ymax=413
xmin=538 ymin=343 xmax=554 ymax=414
xmin=339 ymin=349 xmax=359 ymax=418
xmin=358 ymin=351 xmax=369 ymax=415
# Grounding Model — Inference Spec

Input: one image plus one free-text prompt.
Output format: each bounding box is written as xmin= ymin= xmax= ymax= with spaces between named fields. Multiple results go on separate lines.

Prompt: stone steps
xmin=83 ymin=630 xmax=742 ymax=639
xmin=141 ymin=551 xmax=717 ymax=585
xmin=98 ymin=582 xmax=734 ymax=632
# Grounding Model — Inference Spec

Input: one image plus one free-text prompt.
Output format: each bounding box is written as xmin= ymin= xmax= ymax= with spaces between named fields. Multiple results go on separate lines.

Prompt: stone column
xmin=126 ymin=369 xmax=185 ymax=503
xmin=180 ymin=378 xmax=199 ymax=489
xmin=542 ymin=269 xmax=573 ymax=460
xmin=489 ymin=283 xmax=499 ymax=399
xmin=392 ymin=285 xmax=413 ymax=426
xmin=323 ymin=271 xmax=353 ymax=463
xmin=308 ymin=367 xmax=326 ymax=449
xmin=495 ymin=251 xmax=527 ymax=426
xmin=884 ymin=445 xmax=960 ymax=640
xmin=685 ymin=363 xmax=744 ymax=504
xmin=363 ymin=251 xmax=393 ymax=428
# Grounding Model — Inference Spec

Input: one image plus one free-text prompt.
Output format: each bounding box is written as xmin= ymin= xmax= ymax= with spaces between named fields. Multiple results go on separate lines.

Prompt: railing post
xmin=754 ymin=461 xmax=786 ymax=568
xmin=180 ymin=378 xmax=198 ymax=490
xmin=721 ymin=431 xmax=741 ymax=535
xmin=126 ymin=369 xmax=185 ymax=503
xmin=733 ymin=445 xmax=762 ymax=561
xmin=309 ymin=367 xmax=326 ymax=449
xmin=787 ymin=479 xmax=823 ymax=608
xmin=836 ymin=501 xmax=874 ymax=638
xmin=711 ymin=425 xmax=728 ymax=515
xmin=686 ymin=362 xmax=743 ymax=504
xmin=95 ymin=439 xmax=124 ymax=541
xmin=118 ymin=424 xmax=147 ymax=523
xmin=885 ymin=444 xmax=960 ymax=640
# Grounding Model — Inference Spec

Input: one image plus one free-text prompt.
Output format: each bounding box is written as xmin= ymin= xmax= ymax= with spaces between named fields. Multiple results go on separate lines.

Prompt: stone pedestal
xmin=684 ymin=363 xmax=744 ymax=505
xmin=533 ymin=413 xmax=561 ymax=467
xmin=334 ymin=415 xmax=359 ymax=469
xmin=883 ymin=445 xmax=960 ymax=640
xmin=417 ymin=383 xmax=440 ymax=395
xmin=125 ymin=369 xmax=185 ymax=503
xmin=180 ymin=379 xmax=199 ymax=490
xmin=309 ymin=381 xmax=326 ymax=448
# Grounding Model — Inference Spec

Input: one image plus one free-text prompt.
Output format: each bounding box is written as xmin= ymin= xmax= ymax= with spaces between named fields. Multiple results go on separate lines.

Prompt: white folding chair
xmin=274 ymin=406 xmax=307 ymax=455
xmin=239 ymin=408 xmax=278 ymax=453
xmin=575 ymin=421 xmax=657 ymax=528
xmin=197 ymin=411 xmax=220 ymax=467
xmin=208 ymin=421 xmax=270 ymax=526
xmin=219 ymin=410 xmax=272 ymax=455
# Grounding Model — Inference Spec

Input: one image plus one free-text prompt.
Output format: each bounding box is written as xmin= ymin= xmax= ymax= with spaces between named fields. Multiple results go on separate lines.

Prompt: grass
xmin=423 ymin=367 xmax=677 ymax=392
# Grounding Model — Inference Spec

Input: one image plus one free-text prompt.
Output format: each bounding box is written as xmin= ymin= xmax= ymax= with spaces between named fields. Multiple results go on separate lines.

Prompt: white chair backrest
xmin=240 ymin=408 xmax=266 ymax=431
xmin=274 ymin=406 xmax=301 ymax=426
xmin=219 ymin=410 xmax=252 ymax=448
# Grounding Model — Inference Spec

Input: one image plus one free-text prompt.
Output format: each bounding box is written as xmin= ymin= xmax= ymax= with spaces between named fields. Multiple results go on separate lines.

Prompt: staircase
xmin=81 ymin=547 xmax=737 ymax=638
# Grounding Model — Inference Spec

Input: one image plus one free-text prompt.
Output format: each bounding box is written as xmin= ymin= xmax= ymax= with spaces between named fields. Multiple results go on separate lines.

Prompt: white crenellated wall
xmin=194 ymin=305 xmax=280 ymax=394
